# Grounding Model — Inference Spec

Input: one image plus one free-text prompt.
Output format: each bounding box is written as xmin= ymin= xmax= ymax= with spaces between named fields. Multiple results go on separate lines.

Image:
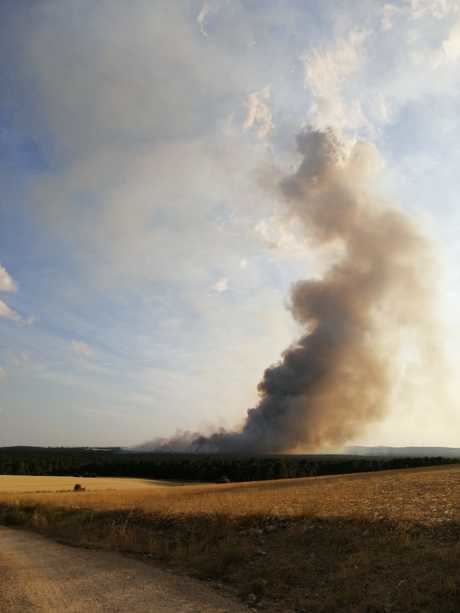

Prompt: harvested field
xmin=2 ymin=465 xmax=460 ymax=612
xmin=0 ymin=475 xmax=179 ymax=494
xmin=3 ymin=464 xmax=459 ymax=523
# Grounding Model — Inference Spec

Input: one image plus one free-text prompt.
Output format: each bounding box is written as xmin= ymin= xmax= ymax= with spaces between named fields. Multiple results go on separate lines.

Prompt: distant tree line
xmin=0 ymin=447 xmax=457 ymax=482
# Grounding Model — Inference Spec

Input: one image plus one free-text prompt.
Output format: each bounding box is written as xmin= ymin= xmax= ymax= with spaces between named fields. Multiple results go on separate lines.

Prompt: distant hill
xmin=346 ymin=446 xmax=460 ymax=458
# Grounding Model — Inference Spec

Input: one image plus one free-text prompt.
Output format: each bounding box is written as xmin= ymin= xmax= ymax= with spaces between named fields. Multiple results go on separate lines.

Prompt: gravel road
xmin=0 ymin=527 xmax=248 ymax=612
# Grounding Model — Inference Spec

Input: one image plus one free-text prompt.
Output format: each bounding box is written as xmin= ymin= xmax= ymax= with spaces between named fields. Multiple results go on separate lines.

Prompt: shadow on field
xmin=1 ymin=503 xmax=460 ymax=613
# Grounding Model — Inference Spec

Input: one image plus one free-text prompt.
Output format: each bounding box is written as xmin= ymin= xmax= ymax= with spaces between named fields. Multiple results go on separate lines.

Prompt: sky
xmin=1 ymin=0 xmax=460 ymax=448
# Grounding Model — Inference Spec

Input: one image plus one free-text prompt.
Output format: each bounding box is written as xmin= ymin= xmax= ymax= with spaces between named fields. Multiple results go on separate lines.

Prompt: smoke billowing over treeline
xmin=144 ymin=128 xmax=438 ymax=454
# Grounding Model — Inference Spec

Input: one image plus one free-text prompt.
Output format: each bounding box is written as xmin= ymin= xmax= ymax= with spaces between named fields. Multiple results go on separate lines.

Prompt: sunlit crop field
xmin=0 ymin=475 xmax=179 ymax=494
xmin=1 ymin=464 xmax=460 ymax=524
xmin=3 ymin=465 xmax=460 ymax=612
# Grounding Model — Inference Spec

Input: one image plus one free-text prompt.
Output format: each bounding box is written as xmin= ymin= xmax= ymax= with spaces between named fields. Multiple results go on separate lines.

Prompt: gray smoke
xmin=145 ymin=127 xmax=436 ymax=453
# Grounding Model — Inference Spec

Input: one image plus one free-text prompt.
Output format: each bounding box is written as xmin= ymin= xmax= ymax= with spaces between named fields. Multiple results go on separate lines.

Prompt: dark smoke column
xmin=153 ymin=128 xmax=434 ymax=454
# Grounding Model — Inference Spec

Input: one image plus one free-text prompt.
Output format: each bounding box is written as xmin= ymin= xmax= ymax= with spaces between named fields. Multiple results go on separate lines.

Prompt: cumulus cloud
xmin=0 ymin=265 xmax=16 ymax=292
xmin=71 ymin=340 xmax=93 ymax=358
xmin=243 ymin=86 xmax=273 ymax=139
xmin=303 ymin=5 xmax=460 ymax=138
xmin=303 ymin=30 xmax=370 ymax=134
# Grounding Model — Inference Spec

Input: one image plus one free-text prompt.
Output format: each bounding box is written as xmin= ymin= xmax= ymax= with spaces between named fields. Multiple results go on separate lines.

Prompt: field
xmin=0 ymin=475 xmax=180 ymax=493
xmin=2 ymin=465 xmax=460 ymax=612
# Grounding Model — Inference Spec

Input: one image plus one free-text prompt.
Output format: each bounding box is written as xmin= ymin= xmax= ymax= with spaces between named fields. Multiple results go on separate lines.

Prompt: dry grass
xmin=0 ymin=475 xmax=180 ymax=494
xmin=2 ymin=465 xmax=460 ymax=612
xmin=3 ymin=464 xmax=459 ymax=523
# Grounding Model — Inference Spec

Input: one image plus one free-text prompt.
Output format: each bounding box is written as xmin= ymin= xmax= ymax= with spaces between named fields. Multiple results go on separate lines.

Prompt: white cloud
xmin=254 ymin=217 xmax=305 ymax=255
xmin=443 ymin=21 xmax=460 ymax=58
xmin=409 ymin=0 xmax=460 ymax=19
xmin=0 ymin=299 xmax=20 ymax=321
xmin=303 ymin=6 xmax=460 ymax=139
xmin=303 ymin=30 xmax=370 ymax=134
xmin=197 ymin=0 xmax=229 ymax=37
xmin=71 ymin=340 xmax=93 ymax=358
xmin=406 ymin=18 xmax=460 ymax=68
xmin=212 ymin=277 xmax=229 ymax=293
xmin=197 ymin=1 xmax=212 ymax=37
xmin=240 ymin=258 xmax=248 ymax=269
xmin=432 ymin=20 xmax=460 ymax=65
xmin=0 ymin=265 xmax=16 ymax=293
xmin=243 ymin=86 xmax=273 ymax=139
xmin=382 ymin=1 xmax=460 ymax=32
xmin=381 ymin=4 xmax=404 ymax=31
xmin=0 ymin=265 xmax=30 ymax=323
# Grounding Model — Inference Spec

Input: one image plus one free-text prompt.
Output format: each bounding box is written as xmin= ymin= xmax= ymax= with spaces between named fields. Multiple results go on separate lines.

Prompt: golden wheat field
xmin=2 ymin=464 xmax=459 ymax=525
xmin=3 ymin=466 xmax=460 ymax=612
xmin=0 ymin=474 xmax=179 ymax=494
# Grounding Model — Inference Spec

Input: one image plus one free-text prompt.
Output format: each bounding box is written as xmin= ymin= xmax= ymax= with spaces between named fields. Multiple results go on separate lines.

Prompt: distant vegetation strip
xmin=0 ymin=447 xmax=458 ymax=482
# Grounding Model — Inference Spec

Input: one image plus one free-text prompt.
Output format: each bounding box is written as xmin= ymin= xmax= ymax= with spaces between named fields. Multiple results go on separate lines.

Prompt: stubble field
xmin=0 ymin=474 xmax=179 ymax=493
xmin=1 ymin=465 xmax=460 ymax=612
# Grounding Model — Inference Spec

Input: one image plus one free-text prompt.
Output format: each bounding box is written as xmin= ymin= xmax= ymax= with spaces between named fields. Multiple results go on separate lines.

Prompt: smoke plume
xmin=147 ymin=127 xmax=436 ymax=453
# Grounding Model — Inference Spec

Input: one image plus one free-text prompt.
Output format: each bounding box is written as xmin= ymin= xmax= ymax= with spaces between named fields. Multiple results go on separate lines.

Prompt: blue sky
xmin=1 ymin=0 xmax=460 ymax=447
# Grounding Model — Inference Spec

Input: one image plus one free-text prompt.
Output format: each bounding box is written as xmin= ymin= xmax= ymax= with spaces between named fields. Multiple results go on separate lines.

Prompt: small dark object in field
xmin=216 ymin=475 xmax=231 ymax=484
xmin=73 ymin=484 xmax=85 ymax=492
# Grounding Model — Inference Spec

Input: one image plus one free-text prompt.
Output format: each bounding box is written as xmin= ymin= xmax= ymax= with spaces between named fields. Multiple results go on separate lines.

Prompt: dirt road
xmin=0 ymin=527 xmax=248 ymax=612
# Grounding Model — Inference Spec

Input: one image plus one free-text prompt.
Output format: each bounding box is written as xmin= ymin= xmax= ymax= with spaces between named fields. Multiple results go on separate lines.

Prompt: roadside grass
xmin=2 ymin=465 xmax=460 ymax=612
